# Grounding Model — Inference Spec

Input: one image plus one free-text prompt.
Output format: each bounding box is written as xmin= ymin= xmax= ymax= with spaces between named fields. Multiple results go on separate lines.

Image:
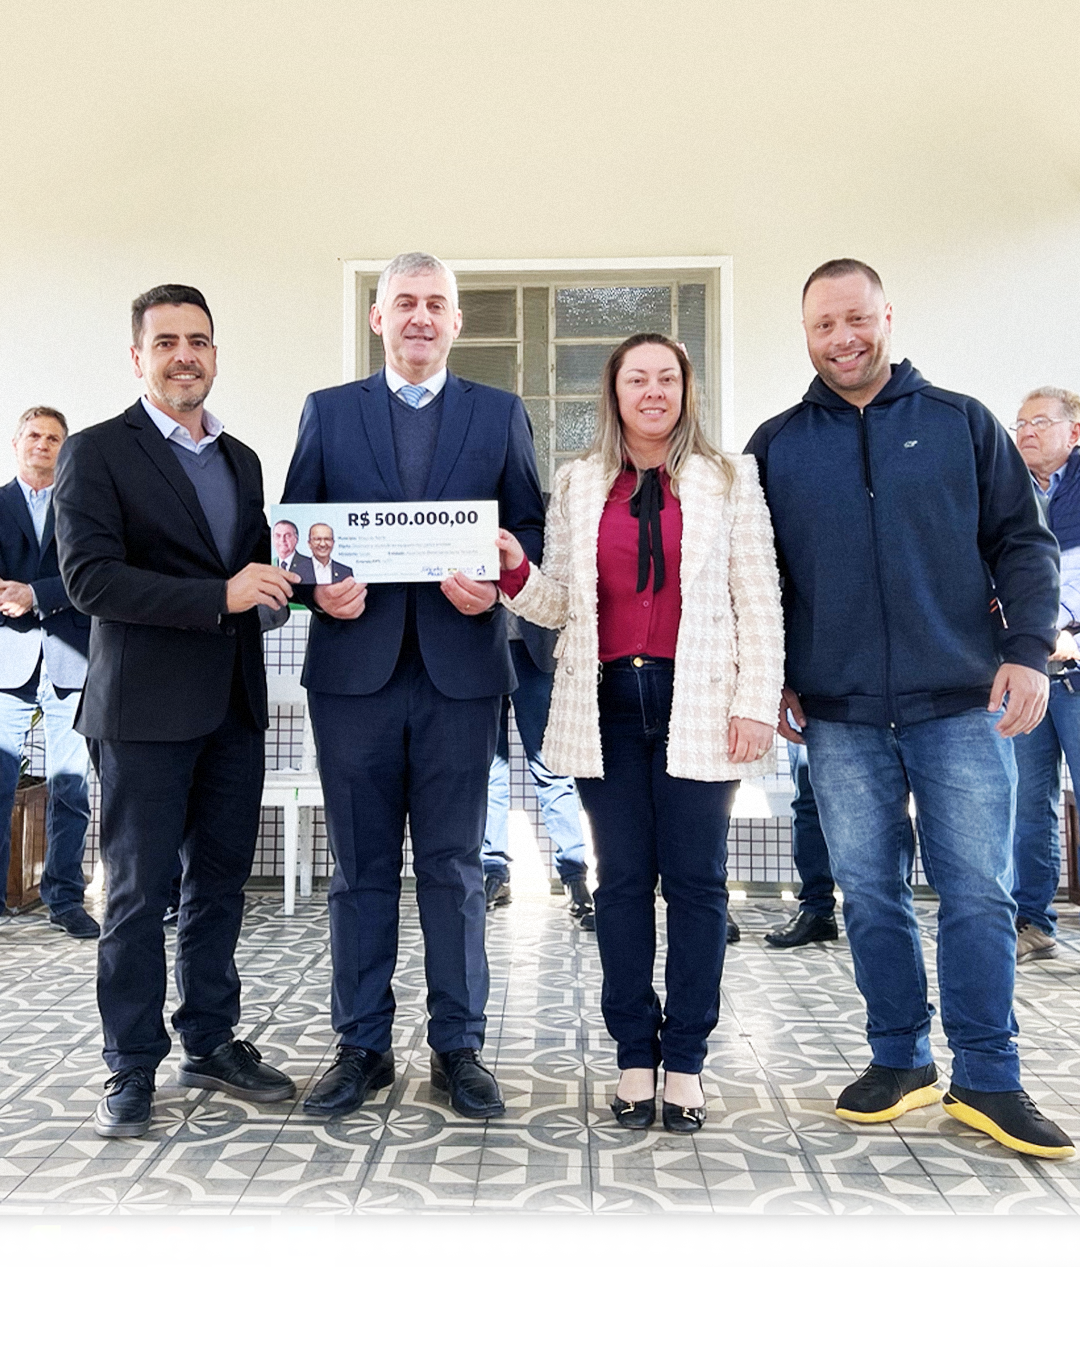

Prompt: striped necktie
xmin=398 ymin=384 xmax=429 ymax=409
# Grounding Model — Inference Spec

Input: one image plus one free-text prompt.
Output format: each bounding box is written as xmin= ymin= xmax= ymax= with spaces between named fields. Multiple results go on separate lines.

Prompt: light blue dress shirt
xmin=1034 ymin=466 xmax=1080 ymax=631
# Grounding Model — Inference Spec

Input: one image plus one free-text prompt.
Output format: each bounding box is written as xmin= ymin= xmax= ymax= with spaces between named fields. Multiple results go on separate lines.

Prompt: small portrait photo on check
xmin=270 ymin=500 xmax=500 ymax=585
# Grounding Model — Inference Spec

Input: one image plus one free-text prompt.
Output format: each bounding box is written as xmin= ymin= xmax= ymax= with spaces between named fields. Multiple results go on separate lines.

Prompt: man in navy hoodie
xmin=747 ymin=258 xmax=1073 ymax=1159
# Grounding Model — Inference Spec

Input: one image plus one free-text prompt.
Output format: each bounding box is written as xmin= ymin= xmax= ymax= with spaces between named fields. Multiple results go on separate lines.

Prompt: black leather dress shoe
xmin=94 ymin=1066 xmax=155 ymax=1138
xmin=49 ymin=906 xmax=100 ymax=939
xmin=765 ymin=910 xmax=838 ymax=948
xmin=177 ymin=1038 xmax=295 ymax=1102
xmin=302 ymin=1046 xmax=395 ymax=1116
xmin=726 ymin=919 xmax=741 ymax=944
xmin=430 ymin=1048 xmax=505 ymax=1118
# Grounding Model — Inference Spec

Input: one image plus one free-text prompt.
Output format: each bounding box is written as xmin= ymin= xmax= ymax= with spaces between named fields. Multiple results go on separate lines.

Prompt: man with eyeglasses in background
xmin=1009 ymin=387 xmax=1080 ymax=964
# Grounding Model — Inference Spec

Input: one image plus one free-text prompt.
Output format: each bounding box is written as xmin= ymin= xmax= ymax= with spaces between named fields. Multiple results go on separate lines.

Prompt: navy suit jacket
xmin=283 ymin=370 xmax=545 ymax=699
xmin=0 ymin=478 xmax=90 ymax=691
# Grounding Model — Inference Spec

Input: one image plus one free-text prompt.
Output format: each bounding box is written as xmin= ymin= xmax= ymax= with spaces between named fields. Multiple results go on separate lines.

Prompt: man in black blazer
xmin=55 ymin=284 xmax=298 ymax=1137
xmin=0 ymin=407 xmax=97 ymax=938
xmin=283 ymin=252 xmax=544 ymax=1119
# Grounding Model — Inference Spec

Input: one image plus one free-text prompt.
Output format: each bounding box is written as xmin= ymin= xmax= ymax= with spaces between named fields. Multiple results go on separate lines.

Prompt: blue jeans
xmin=575 ymin=658 xmax=737 ymax=1075
xmin=803 ymin=709 xmax=1021 ymax=1093
xmin=787 ymin=741 xmax=836 ymax=916
xmin=483 ymin=641 xmax=587 ymax=885
xmin=1011 ymin=676 xmax=1080 ymax=935
xmin=0 ymin=665 xmax=90 ymax=916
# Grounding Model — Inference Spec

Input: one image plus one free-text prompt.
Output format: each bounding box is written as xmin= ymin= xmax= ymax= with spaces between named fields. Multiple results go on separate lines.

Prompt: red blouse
xmin=499 ymin=466 xmax=683 ymax=661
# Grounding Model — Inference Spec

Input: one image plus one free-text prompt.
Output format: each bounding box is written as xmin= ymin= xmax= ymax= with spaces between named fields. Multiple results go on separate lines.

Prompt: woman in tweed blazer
xmin=497 ymin=333 xmax=784 ymax=1132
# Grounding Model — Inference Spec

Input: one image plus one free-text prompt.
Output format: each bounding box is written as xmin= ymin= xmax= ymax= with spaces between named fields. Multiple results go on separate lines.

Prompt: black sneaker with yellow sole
xmin=835 ymin=1062 xmax=942 ymax=1123
xmin=942 ymin=1085 xmax=1075 ymax=1160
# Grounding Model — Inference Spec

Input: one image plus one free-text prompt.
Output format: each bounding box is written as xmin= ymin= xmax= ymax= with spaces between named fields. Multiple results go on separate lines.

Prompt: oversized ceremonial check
xmin=271 ymin=501 xmax=500 ymax=584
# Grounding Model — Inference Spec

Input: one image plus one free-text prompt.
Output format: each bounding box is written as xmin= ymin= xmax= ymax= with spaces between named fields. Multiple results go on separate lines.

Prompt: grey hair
xmin=15 ymin=406 xmax=68 ymax=438
xmin=375 ymin=252 xmax=458 ymax=310
xmin=1022 ymin=385 xmax=1080 ymax=423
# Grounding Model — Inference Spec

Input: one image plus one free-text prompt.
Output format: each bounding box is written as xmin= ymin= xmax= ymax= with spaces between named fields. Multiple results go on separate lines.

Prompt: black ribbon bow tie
xmin=628 ymin=466 xmax=666 ymax=593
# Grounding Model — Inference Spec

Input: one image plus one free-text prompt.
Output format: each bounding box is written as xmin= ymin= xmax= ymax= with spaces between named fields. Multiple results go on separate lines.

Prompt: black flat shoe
xmin=662 ymin=1100 xmax=706 ymax=1133
xmin=662 ymin=1073 xmax=706 ymax=1133
xmin=611 ymin=1069 xmax=657 ymax=1129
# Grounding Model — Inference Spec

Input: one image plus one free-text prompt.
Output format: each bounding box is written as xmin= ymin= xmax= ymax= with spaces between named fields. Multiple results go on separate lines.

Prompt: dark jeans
xmin=91 ymin=703 xmax=265 ymax=1073
xmin=786 ymin=740 xmax=836 ymax=916
xmin=309 ymin=650 xmax=499 ymax=1056
xmin=1011 ymin=675 xmax=1080 ymax=935
xmin=575 ymin=658 xmax=737 ymax=1075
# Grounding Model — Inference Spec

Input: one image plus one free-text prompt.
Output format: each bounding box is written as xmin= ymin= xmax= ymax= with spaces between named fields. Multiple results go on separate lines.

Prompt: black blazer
xmin=0 ymin=479 xmax=90 ymax=691
xmin=54 ymin=401 xmax=272 ymax=741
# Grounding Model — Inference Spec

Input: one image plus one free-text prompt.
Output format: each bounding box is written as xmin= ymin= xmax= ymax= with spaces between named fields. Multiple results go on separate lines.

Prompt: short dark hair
xmin=802 ymin=258 xmax=884 ymax=304
xmin=131 ymin=284 xmax=214 ymax=346
xmin=15 ymin=406 xmax=68 ymax=438
xmin=274 ymin=519 xmax=299 ymax=535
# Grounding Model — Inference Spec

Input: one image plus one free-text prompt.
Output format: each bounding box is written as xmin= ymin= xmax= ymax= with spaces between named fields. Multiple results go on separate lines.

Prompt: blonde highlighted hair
xmin=584 ymin=333 xmax=734 ymax=498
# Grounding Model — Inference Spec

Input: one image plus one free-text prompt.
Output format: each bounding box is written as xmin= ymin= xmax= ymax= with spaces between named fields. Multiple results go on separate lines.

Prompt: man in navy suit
xmin=284 ymin=252 xmax=544 ymax=1118
xmin=0 ymin=408 xmax=97 ymax=938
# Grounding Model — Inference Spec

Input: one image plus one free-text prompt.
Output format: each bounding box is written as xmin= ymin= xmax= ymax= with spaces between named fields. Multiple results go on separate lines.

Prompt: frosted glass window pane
xmin=448 ymin=345 xmax=517 ymax=391
xmin=555 ymin=286 xmax=671 ymax=337
xmin=460 ymin=289 xmax=516 ymax=338
xmin=556 ymin=344 xmax=616 ymax=395
xmin=556 ymin=400 xmax=598 ymax=451
xmin=523 ymin=398 xmax=549 ymax=454
xmin=678 ymin=285 xmax=707 ymax=388
xmin=523 ymin=287 xmax=549 ymax=397
xmin=524 ymin=399 xmax=550 ymax=489
xmin=369 ymin=330 xmax=384 ymax=373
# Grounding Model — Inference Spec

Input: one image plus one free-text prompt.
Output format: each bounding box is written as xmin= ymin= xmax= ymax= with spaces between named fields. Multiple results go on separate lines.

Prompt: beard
xmin=149 ymin=368 xmax=211 ymax=413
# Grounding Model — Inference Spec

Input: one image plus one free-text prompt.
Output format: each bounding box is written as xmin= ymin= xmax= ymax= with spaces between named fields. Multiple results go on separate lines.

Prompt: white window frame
xmin=342 ymin=256 xmax=736 ymax=452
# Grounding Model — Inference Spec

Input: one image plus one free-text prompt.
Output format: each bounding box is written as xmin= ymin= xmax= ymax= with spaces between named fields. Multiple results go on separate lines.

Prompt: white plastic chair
xmin=261 ymin=674 xmax=323 ymax=915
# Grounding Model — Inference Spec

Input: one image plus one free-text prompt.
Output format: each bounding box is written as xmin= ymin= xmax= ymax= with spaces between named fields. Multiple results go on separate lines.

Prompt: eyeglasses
xmin=1010 ymin=417 xmax=1068 ymax=433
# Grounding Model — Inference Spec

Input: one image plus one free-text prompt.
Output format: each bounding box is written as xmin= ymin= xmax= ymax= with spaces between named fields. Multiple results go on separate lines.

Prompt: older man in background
xmin=0 ymin=407 xmax=96 ymax=937
xmin=1010 ymin=386 xmax=1080 ymax=963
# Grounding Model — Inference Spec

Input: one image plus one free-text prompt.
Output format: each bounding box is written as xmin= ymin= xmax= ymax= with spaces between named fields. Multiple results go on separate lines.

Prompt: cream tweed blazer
xmin=501 ymin=452 xmax=785 ymax=781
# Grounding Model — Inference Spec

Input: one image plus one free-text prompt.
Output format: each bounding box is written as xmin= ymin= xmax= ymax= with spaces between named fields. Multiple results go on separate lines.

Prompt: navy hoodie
xmin=745 ymin=360 xmax=1059 ymax=727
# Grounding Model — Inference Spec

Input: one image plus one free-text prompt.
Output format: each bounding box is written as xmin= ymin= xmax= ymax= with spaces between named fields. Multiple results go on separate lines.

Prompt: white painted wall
xmin=0 ymin=0 xmax=1077 ymax=494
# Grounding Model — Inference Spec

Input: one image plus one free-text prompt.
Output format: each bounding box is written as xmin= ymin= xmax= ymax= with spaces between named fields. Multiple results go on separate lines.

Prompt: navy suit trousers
xmin=309 ymin=650 xmax=500 ymax=1055
xmin=91 ymin=703 xmax=265 ymax=1073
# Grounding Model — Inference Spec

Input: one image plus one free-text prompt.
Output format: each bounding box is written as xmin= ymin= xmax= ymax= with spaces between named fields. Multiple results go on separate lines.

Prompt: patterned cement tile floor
xmin=2 ymin=885 xmax=1080 ymax=1216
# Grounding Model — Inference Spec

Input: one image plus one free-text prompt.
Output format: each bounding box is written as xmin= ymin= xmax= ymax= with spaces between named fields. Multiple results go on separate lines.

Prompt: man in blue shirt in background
xmin=1009 ymin=386 xmax=1080 ymax=964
